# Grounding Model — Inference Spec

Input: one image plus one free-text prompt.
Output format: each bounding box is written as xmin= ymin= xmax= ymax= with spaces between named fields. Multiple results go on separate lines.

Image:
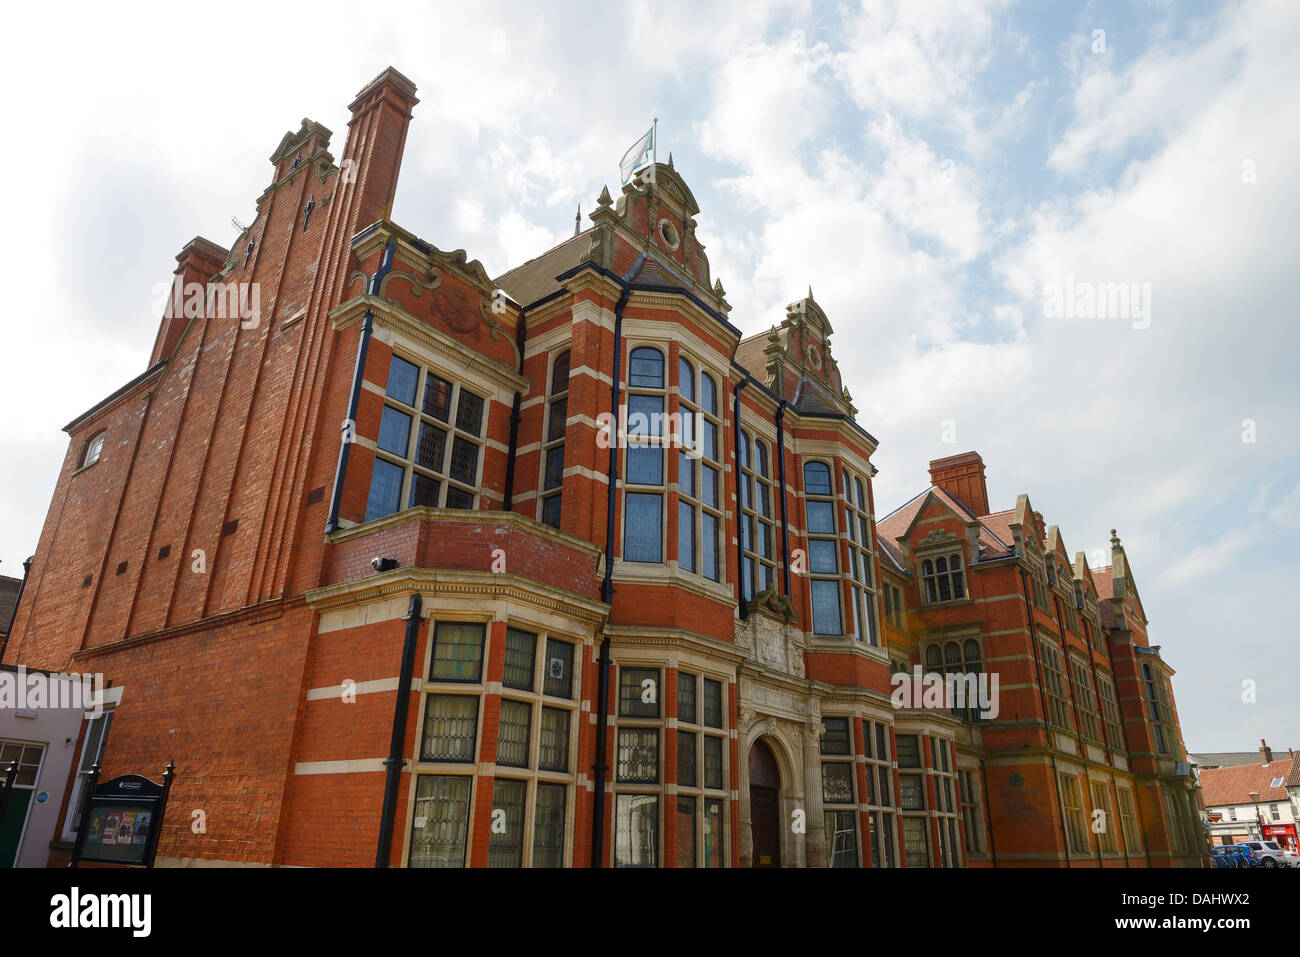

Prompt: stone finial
xmin=667 ymin=151 xmax=674 ymax=169
xmin=713 ymin=277 xmax=726 ymax=298
xmin=1110 ymin=529 xmax=1121 ymax=548
xmin=808 ymin=285 xmax=815 ymax=301
xmin=597 ymin=185 xmax=613 ymax=207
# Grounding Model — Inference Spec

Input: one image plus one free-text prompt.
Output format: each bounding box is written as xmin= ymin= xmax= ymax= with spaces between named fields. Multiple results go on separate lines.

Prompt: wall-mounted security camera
xmin=371 ymin=557 xmax=399 ymax=572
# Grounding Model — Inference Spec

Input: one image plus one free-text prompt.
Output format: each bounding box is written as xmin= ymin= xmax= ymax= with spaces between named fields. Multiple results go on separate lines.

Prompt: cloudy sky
xmin=1 ymin=0 xmax=1295 ymax=752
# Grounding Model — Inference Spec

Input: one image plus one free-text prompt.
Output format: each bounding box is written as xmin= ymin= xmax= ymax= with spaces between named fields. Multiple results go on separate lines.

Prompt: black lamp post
xmin=1249 ymin=791 xmax=1262 ymax=840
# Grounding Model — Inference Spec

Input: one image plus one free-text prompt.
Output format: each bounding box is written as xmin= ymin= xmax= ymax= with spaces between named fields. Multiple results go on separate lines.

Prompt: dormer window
xmin=81 ymin=431 xmax=105 ymax=468
xmin=920 ymin=553 xmax=965 ymax=604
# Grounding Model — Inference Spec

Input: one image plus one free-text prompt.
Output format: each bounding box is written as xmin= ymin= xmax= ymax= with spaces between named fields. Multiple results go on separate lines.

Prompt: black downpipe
xmin=0 ymin=555 xmax=33 ymax=664
xmin=1019 ymin=567 xmax=1071 ymax=867
xmin=502 ymin=305 xmax=528 ymax=511
xmin=376 ymin=593 xmax=422 ymax=867
xmin=775 ymin=400 xmax=791 ymax=596
xmin=592 ymin=278 xmax=633 ymax=868
xmin=326 ymin=239 xmax=395 ymax=534
xmin=978 ymin=758 xmax=998 ymax=866
xmin=732 ymin=379 xmax=748 ymax=618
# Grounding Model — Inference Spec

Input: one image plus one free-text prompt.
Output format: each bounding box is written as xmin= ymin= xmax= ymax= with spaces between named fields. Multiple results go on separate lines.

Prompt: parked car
xmin=1241 ymin=840 xmax=1298 ymax=868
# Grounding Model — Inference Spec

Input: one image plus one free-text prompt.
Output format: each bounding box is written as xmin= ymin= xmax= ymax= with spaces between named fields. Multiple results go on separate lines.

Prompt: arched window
xmin=624 ymin=347 xmax=666 ymax=563
xmin=81 ymin=431 xmax=105 ymax=468
xmin=920 ymin=552 xmax=965 ymax=604
xmin=539 ymin=350 xmax=570 ymax=528
xmin=803 ymin=461 xmax=841 ymax=635
xmin=677 ymin=360 xmax=722 ymax=581
xmin=739 ymin=433 xmax=776 ymax=600
xmin=924 ymin=638 xmax=985 ymax=722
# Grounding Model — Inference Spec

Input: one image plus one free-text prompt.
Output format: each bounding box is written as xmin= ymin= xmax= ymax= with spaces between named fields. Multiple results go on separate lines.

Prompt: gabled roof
xmin=792 ymin=375 xmax=841 ymax=414
xmin=492 ymin=229 xmax=593 ymax=308
xmin=1199 ymin=755 xmax=1299 ymax=807
xmin=1189 ymin=751 xmax=1271 ymax=769
xmin=876 ymin=487 xmax=1014 ymax=560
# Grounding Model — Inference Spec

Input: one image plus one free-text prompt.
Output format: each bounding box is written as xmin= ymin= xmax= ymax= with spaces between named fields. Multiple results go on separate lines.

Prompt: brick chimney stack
xmin=150 ymin=236 xmax=230 ymax=365
xmin=929 ymin=451 xmax=990 ymax=516
xmin=1260 ymin=739 xmax=1273 ymax=764
xmin=341 ymin=66 xmax=419 ymax=229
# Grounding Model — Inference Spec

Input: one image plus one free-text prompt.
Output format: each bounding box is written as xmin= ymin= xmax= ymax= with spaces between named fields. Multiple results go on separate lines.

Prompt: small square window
xmin=420 ymin=695 xmax=478 ymax=762
xmin=429 ymin=622 xmax=485 ymax=682
xmin=619 ymin=667 xmax=660 ymax=717
xmin=821 ymin=717 xmax=851 ymax=755
xmin=822 ymin=763 xmax=855 ymax=804
xmin=617 ymin=727 xmax=659 ymax=783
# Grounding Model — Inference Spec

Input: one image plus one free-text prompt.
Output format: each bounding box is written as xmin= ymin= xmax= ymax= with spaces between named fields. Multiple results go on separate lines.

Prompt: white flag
xmin=619 ymin=126 xmax=654 ymax=184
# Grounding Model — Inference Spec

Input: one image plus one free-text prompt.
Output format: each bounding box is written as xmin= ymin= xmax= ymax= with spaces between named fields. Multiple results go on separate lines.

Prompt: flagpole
xmin=652 ymin=117 xmax=658 ymax=178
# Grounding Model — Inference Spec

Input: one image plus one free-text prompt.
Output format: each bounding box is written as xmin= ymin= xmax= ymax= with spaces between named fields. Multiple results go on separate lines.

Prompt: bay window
xmin=804 ymin=461 xmax=842 ymax=635
xmin=366 ymin=353 xmax=486 ymax=521
xmin=624 ymin=347 xmax=665 ymax=563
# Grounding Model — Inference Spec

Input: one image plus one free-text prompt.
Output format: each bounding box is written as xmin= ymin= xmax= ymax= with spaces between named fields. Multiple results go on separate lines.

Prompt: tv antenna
xmin=231 ymin=216 xmax=248 ymax=233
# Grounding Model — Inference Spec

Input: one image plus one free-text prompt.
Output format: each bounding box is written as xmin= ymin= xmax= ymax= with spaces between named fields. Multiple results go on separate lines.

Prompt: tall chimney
xmin=1260 ymin=738 xmax=1273 ymax=764
xmin=342 ymin=67 xmax=419 ymax=229
xmin=150 ymin=237 xmax=230 ymax=365
xmin=928 ymin=451 xmax=990 ymax=516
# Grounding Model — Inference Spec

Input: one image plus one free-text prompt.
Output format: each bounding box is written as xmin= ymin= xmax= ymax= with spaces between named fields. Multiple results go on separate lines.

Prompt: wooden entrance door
xmin=749 ymin=739 xmax=781 ymax=867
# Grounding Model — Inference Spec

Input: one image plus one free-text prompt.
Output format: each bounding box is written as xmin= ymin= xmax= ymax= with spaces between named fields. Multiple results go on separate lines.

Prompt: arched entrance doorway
xmin=748 ymin=739 xmax=781 ymax=867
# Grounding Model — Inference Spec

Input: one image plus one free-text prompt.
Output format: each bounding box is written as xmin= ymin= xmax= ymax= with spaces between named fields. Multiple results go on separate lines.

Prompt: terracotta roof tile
xmin=1199 ymin=756 xmax=1299 ymax=807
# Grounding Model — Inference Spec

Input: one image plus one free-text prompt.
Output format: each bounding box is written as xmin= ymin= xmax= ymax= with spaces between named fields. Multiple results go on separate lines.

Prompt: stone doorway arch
xmin=739 ymin=728 xmax=802 ymax=867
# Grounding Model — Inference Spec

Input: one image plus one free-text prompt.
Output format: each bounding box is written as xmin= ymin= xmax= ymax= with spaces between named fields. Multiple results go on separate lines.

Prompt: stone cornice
xmin=603 ymin=625 xmax=748 ymax=665
xmin=325 ymin=505 xmax=603 ymax=557
xmin=329 ymin=294 xmax=527 ymax=396
xmin=304 ymin=567 xmax=609 ymax=625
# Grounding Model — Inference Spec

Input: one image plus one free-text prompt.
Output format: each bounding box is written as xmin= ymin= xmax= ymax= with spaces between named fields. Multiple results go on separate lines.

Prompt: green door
xmin=0 ymin=789 xmax=33 ymax=868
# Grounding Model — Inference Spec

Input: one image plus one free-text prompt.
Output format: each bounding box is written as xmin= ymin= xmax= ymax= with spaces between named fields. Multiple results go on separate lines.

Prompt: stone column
xmin=802 ymin=720 xmax=827 ymax=868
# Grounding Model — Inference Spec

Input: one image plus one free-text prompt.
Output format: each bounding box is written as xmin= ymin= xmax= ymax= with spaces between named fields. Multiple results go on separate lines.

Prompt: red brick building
xmin=4 ymin=67 xmax=1204 ymax=867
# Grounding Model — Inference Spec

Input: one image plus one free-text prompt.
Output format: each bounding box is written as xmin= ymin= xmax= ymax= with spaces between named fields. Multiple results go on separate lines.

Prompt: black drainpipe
xmin=978 ymin=758 xmax=998 ymax=866
xmin=1019 ymin=566 xmax=1071 ymax=867
xmin=502 ymin=304 xmax=528 ymax=511
xmin=732 ymin=379 xmax=748 ymax=617
xmin=0 ymin=556 xmax=33 ymax=665
xmin=775 ymin=400 xmax=791 ymax=596
xmin=376 ymin=592 xmax=422 ymax=867
xmin=592 ymin=270 xmax=635 ymax=868
xmin=326 ymin=238 xmax=396 ymax=534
